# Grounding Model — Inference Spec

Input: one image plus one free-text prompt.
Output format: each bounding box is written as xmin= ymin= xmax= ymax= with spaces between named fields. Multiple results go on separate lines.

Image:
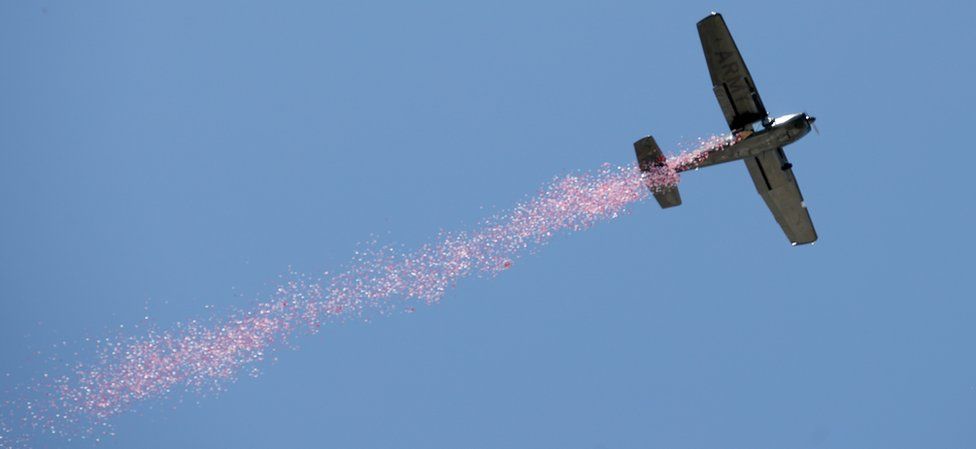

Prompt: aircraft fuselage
xmin=683 ymin=112 xmax=816 ymax=172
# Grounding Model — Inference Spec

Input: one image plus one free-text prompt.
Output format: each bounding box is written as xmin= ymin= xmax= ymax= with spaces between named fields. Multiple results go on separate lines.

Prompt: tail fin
xmin=634 ymin=136 xmax=682 ymax=209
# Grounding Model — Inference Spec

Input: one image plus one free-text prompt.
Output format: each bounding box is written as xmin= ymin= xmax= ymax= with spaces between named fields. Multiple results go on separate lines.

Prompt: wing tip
xmin=697 ymin=11 xmax=723 ymax=27
xmin=790 ymin=235 xmax=819 ymax=247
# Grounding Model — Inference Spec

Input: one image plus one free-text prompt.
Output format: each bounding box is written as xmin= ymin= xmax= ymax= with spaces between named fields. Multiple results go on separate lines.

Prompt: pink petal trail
xmin=0 ymin=135 xmax=731 ymax=448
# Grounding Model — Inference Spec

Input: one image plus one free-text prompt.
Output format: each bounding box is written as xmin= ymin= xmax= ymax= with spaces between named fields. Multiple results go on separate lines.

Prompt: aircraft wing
xmin=744 ymin=149 xmax=817 ymax=245
xmin=697 ymin=13 xmax=768 ymax=130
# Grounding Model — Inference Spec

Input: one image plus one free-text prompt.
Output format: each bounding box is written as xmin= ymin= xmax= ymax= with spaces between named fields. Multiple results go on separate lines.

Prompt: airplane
xmin=634 ymin=12 xmax=818 ymax=246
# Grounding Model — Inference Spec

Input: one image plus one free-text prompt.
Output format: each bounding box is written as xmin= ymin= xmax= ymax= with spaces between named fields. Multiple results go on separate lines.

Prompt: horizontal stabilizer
xmin=652 ymin=185 xmax=682 ymax=209
xmin=633 ymin=136 xmax=682 ymax=209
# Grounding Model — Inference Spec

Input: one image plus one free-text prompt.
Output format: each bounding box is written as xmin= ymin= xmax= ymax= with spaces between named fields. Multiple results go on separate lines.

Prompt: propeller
xmin=805 ymin=114 xmax=819 ymax=135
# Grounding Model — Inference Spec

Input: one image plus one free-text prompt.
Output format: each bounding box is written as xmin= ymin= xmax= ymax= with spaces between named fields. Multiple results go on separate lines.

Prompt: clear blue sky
xmin=2 ymin=1 xmax=974 ymax=448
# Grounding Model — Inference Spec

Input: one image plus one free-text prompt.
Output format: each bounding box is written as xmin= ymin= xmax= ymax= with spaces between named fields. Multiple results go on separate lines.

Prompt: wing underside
xmin=698 ymin=13 xmax=767 ymax=130
xmin=744 ymin=149 xmax=817 ymax=245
